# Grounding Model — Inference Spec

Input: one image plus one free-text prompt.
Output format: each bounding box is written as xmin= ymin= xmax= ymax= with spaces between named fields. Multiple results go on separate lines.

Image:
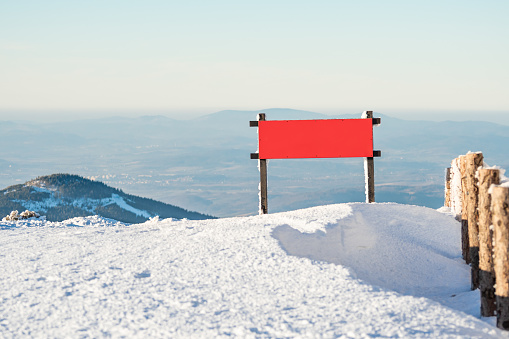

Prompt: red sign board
xmin=258 ymin=119 xmax=374 ymax=159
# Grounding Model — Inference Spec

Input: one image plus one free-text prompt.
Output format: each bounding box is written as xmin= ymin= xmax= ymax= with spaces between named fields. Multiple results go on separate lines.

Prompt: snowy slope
xmin=0 ymin=203 xmax=506 ymax=338
xmin=0 ymin=174 xmax=212 ymax=223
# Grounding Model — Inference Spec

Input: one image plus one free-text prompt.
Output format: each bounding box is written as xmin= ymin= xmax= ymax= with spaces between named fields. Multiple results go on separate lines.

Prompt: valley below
xmin=1 ymin=109 xmax=508 ymax=217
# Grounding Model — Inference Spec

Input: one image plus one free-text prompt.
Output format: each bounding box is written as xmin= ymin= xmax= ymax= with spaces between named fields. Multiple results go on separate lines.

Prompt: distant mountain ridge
xmin=0 ymin=174 xmax=213 ymax=223
xmin=0 ymin=108 xmax=508 ymax=216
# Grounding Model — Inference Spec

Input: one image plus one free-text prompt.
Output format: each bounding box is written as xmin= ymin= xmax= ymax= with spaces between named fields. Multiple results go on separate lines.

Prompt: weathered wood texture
xmin=259 ymin=159 xmax=268 ymax=215
xmin=258 ymin=113 xmax=268 ymax=215
xmin=364 ymin=157 xmax=374 ymax=203
xmin=466 ymin=152 xmax=483 ymax=289
xmin=362 ymin=111 xmax=375 ymax=203
xmin=445 ymin=167 xmax=451 ymax=207
xmin=460 ymin=156 xmax=469 ymax=263
xmin=478 ymin=169 xmax=500 ymax=316
xmin=492 ymin=186 xmax=509 ymax=329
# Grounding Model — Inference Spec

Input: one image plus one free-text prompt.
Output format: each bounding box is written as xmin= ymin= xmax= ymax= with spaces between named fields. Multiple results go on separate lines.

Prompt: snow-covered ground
xmin=0 ymin=203 xmax=506 ymax=338
xmin=13 ymin=190 xmax=153 ymax=219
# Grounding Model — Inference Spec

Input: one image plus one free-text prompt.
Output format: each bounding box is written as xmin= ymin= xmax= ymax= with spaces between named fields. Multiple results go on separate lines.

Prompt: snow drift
xmin=0 ymin=203 xmax=505 ymax=338
xmin=272 ymin=203 xmax=467 ymax=298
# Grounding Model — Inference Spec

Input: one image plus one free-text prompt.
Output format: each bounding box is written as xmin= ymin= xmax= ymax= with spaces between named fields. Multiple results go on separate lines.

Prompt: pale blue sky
xmin=1 ymin=0 xmax=508 ymax=122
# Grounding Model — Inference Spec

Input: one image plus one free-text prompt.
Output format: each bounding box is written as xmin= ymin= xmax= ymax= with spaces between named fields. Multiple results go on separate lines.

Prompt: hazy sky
xmin=1 ymin=1 xmax=508 ymax=121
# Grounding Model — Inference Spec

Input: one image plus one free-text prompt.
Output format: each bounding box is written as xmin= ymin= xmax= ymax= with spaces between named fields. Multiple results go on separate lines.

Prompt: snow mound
xmin=272 ymin=203 xmax=466 ymax=298
xmin=0 ymin=215 xmax=126 ymax=229
xmin=0 ymin=203 xmax=505 ymax=338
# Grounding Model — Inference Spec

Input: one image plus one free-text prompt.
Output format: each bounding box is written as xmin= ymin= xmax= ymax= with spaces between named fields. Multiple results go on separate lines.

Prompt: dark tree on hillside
xmin=0 ymin=173 xmax=214 ymax=222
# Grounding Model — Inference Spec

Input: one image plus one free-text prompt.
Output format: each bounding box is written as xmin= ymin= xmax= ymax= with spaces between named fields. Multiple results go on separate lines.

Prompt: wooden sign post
xmin=362 ymin=111 xmax=376 ymax=203
xmin=258 ymin=113 xmax=268 ymax=214
xmin=250 ymin=111 xmax=381 ymax=214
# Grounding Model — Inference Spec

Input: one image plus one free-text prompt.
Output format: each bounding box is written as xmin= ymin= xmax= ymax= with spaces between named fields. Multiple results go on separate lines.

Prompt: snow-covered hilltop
xmin=0 ymin=203 xmax=505 ymax=338
xmin=0 ymin=174 xmax=213 ymax=223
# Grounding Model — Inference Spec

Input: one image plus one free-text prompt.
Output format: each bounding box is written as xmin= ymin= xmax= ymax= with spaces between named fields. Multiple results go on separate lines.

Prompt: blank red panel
xmin=258 ymin=119 xmax=374 ymax=159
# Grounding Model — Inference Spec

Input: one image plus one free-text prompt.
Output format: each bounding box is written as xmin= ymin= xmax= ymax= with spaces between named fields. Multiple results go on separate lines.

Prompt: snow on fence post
xmin=445 ymin=167 xmax=452 ymax=207
xmin=466 ymin=152 xmax=484 ymax=290
xmin=446 ymin=155 xmax=467 ymax=260
xmin=460 ymin=155 xmax=470 ymax=263
xmin=362 ymin=110 xmax=375 ymax=203
xmin=450 ymin=157 xmax=463 ymax=218
xmin=492 ymin=186 xmax=509 ymax=330
xmin=478 ymin=168 xmax=500 ymax=317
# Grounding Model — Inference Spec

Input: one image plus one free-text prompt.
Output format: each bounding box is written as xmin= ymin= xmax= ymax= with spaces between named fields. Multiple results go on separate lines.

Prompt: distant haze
xmin=1 ymin=108 xmax=508 ymax=217
xmin=2 ymin=109 xmax=509 ymax=127
xmin=1 ymin=1 xmax=508 ymax=120
xmin=381 ymin=111 xmax=509 ymax=126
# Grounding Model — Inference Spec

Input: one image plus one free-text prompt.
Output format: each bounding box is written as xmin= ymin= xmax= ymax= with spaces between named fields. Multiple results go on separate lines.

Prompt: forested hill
xmin=0 ymin=174 xmax=213 ymax=223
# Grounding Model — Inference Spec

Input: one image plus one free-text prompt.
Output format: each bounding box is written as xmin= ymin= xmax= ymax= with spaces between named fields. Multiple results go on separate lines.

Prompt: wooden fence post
xmin=362 ymin=111 xmax=375 ymax=203
xmin=445 ymin=167 xmax=451 ymax=207
xmin=478 ymin=168 xmax=500 ymax=317
xmin=450 ymin=157 xmax=463 ymax=218
xmin=466 ymin=152 xmax=483 ymax=290
xmin=258 ymin=113 xmax=268 ymax=215
xmin=460 ymin=155 xmax=469 ymax=263
xmin=492 ymin=186 xmax=509 ymax=329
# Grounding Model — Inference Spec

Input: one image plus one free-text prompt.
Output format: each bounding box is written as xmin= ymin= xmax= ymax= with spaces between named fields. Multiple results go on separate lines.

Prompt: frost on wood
xmin=493 ymin=186 xmax=509 ymax=295
xmin=460 ymin=156 xmax=470 ymax=263
xmin=449 ymin=157 xmax=463 ymax=217
xmin=258 ymin=159 xmax=268 ymax=215
xmin=492 ymin=186 xmax=509 ymax=330
xmin=445 ymin=168 xmax=451 ymax=207
xmin=478 ymin=168 xmax=500 ymax=317
xmin=362 ymin=110 xmax=374 ymax=203
xmin=466 ymin=152 xmax=483 ymax=290
xmin=256 ymin=113 xmax=268 ymax=215
xmin=364 ymin=158 xmax=370 ymax=203
xmin=258 ymin=180 xmax=262 ymax=215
